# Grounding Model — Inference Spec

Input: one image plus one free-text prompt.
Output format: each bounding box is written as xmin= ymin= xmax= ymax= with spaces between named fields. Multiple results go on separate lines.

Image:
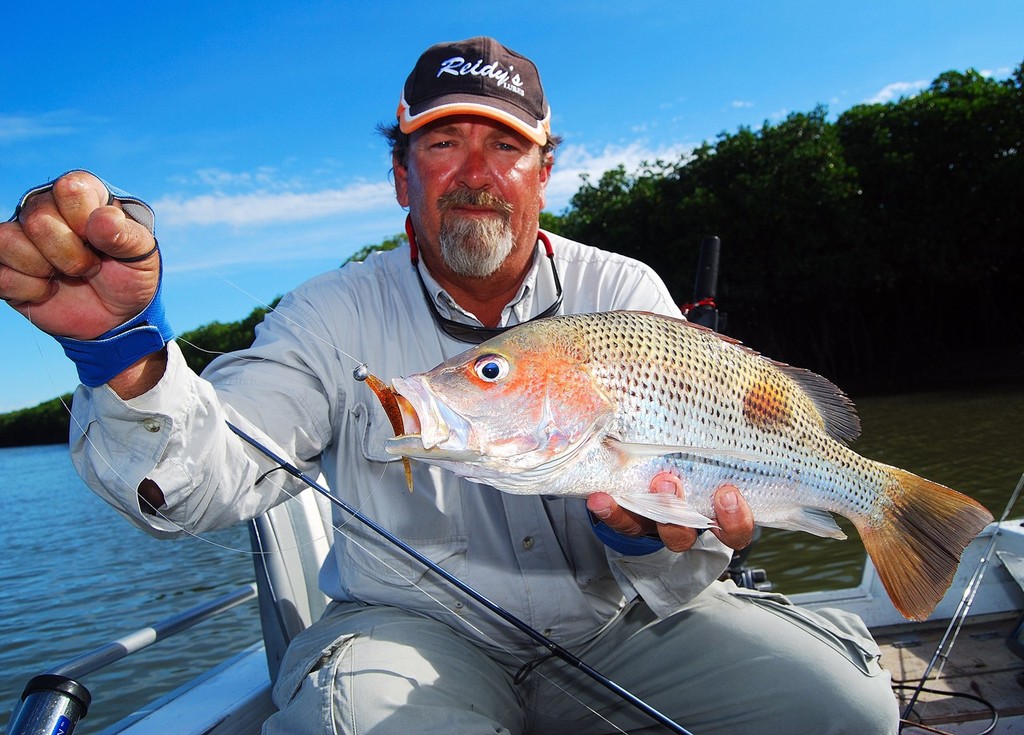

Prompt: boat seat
xmin=249 ymin=487 xmax=333 ymax=683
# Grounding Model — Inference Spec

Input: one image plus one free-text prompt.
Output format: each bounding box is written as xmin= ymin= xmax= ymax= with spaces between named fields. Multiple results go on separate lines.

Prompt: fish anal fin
xmin=675 ymin=315 xmax=860 ymax=443
xmin=615 ymin=491 xmax=717 ymax=529
xmin=763 ymin=507 xmax=847 ymax=539
xmin=857 ymin=467 xmax=993 ymax=621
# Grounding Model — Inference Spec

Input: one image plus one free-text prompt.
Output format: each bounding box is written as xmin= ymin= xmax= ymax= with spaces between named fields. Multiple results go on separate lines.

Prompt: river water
xmin=0 ymin=444 xmax=260 ymax=734
xmin=1 ymin=384 xmax=1022 ymax=733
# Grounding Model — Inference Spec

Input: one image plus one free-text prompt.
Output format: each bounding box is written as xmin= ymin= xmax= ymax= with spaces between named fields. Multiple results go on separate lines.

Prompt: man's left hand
xmin=586 ymin=474 xmax=755 ymax=552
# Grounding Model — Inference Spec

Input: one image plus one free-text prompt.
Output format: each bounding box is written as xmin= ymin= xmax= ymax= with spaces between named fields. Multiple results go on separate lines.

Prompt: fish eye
xmin=474 ymin=354 xmax=510 ymax=382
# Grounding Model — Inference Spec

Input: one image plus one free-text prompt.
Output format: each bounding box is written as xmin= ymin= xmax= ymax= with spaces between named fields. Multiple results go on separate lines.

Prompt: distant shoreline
xmin=3 ymin=366 xmax=1021 ymax=449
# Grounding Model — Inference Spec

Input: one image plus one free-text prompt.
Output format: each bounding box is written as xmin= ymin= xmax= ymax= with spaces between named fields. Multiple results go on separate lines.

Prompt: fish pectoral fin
xmin=605 ymin=438 xmax=760 ymax=465
xmin=763 ymin=507 xmax=846 ymax=539
xmin=615 ymin=492 xmax=718 ymax=529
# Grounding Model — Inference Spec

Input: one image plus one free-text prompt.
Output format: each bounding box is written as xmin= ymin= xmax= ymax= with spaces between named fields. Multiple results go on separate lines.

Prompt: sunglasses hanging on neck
xmin=405 ymin=216 xmax=563 ymax=344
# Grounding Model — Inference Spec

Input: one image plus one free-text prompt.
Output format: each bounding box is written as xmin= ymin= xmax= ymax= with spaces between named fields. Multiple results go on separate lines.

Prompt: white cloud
xmin=0 ymin=113 xmax=77 ymax=142
xmin=866 ymin=80 xmax=929 ymax=104
xmin=153 ymin=182 xmax=397 ymax=227
xmin=153 ymin=141 xmax=694 ymax=228
xmin=980 ymin=66 xmax=1012 ymax=78
xmin=731 ymin=100 xmax=754 ymax=109
xmin=193 ymin=167 xmax=282 ymax=189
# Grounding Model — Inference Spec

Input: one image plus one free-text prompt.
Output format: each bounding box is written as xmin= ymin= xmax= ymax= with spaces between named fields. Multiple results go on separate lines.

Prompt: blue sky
xmin=2 ymin=1 xmax=1021 ymax=412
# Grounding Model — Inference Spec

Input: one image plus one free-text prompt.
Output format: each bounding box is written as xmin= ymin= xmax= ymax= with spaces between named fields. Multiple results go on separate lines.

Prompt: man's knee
xmin=268 ymin=606 xmax=525 ymax=734
xmin=626 ymin=586 xmax=900 ymax=734
xmin=814 ymin=670 xmax=899 ymax=735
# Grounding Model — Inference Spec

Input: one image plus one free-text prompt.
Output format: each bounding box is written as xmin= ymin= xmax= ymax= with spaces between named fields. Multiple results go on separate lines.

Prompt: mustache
xmin=437 ymin=188 xmax=514 ymax=218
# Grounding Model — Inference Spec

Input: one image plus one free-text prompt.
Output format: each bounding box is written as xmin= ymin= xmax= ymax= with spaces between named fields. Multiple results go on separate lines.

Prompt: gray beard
xmin=439 ymin=215 xmax=515 ymax=278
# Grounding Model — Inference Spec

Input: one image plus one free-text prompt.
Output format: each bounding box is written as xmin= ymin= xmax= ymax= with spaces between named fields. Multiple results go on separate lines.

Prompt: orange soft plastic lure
xmin=355 ymin=365 xmax=414 ymax=492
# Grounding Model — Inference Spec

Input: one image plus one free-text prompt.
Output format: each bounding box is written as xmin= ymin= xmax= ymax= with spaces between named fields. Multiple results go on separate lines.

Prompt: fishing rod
xmin=226 ymin=419 xmax=695 ymax=735
xmin=683 ymin=235 xmax=721 ymax=332
xmin=681 ymin=237 xmax=767 ymax=590
xmin=899 ymin=471 xmax=1024 ymax=727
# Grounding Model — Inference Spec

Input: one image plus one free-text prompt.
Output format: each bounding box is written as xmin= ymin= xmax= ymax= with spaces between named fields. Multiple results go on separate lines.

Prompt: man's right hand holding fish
xmin=590 ymin=475 xmax=757 ymax=553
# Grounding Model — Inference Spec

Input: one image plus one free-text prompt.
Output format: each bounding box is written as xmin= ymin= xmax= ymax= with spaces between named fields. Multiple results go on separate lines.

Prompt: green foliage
xmin=538 ymin=211 xmax=564 ymax=233
xmin=0 ymin=395 xmax=75 ymax=447
xmin=176 ymin=299 xmax=281 ymax=375
xmin=343 ymin=232 xmax=407 ymax=265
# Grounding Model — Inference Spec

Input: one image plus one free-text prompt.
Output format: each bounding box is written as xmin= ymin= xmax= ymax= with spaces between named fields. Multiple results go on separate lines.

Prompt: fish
xmin=384 ymin=310 xmax=993 ymax=621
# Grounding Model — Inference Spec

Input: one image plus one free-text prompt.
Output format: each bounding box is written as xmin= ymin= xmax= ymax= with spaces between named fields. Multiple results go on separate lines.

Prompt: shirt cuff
xmin=589 ymin=512 xmax=665 ymax=555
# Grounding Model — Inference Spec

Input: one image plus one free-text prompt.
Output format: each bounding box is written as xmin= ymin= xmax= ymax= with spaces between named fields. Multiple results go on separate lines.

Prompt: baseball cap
xmin=397 ymin=36 xmax=551 ymax=145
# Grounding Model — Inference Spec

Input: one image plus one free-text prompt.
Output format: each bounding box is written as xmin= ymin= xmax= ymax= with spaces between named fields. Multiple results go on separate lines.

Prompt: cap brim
xmin=399 ymin=94 xmax=550 ymax=146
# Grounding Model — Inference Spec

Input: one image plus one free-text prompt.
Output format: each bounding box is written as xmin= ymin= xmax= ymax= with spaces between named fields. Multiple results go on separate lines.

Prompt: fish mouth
xmin=384 ymin=376 xmax=480 ymax=461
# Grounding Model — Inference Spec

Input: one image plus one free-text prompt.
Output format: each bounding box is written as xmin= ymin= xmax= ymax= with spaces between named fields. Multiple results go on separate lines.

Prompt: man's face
xmin=394 ymin=115 xmax=551 ymax=279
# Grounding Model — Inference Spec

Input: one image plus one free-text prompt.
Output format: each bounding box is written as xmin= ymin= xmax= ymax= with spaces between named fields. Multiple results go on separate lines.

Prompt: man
xmin=0 ymin=37 xmax=898 ymax=734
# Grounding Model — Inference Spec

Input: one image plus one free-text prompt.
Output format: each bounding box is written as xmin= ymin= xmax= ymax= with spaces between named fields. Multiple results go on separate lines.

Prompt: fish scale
xmin=385 ymin=310 xmax=992 ymax=620
xmin=586 ymin=312 xmax=851 ymax=518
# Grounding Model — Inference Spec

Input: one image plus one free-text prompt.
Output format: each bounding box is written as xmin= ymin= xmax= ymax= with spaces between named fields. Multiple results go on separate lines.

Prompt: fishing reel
xmin=726 ymin=565 xmax=773 ymax=592
xmin=7 ymin=675 xmax=91 ymax=735
xmin=722 ymin=527 xmax=773 ymax=592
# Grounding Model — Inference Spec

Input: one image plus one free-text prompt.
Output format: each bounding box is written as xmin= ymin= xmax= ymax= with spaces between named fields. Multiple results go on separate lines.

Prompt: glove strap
xmin=54 ymin=259 xmax=173 ymax=387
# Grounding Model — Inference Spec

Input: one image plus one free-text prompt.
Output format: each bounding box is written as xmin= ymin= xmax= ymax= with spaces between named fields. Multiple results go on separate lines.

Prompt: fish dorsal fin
xmin=673 ymin=317 xmax=862 ymax=445
xmin=772 ymin=362 xmax=861 ymax=444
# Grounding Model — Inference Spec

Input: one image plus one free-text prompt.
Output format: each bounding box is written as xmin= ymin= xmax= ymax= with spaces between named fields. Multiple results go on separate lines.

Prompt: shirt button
xmin=142 ymin=418 xmax=162 ymax=433
xmin=522 ymin=536 xmax=534 ymax=550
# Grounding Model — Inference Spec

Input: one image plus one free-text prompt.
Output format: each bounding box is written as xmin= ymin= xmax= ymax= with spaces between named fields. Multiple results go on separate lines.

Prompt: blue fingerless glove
xmin=12 ymin=170 xmax=173 ymax=388
xmin=589 ymin=513 xmax=666 ymax=555
xmin=53 ymin=261 xmax=173 ymax=387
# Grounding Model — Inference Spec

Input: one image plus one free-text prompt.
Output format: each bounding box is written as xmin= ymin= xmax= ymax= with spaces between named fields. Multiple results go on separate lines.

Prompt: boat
xmin=8 ymin=476 xmax=1024 ymax=735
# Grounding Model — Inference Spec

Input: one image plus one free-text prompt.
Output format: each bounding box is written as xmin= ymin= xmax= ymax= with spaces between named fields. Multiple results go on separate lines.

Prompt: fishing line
xmin=228 ymin=420 xmax=694 ymax=735
xmin=899 ymin=471 xmax=1024 ymax=725
xmin=24 ymin=288 xmax=413 ymax=559
xmin=176 ymin=335 xmax=271 ymax=363
xmin=23 ymin=303 xmax=355 ymax=558
xmin=22 ymin=269 xmax=460 ymax=563
xmin=213 ymin=274 xmax=366 ymax=367
xmin=893 ymin=680 xmax=998 ymax=735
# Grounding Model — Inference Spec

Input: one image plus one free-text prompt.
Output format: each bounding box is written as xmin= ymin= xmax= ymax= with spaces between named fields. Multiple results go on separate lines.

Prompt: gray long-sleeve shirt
xmin=70 ymin=232 xmax=731 ymax=655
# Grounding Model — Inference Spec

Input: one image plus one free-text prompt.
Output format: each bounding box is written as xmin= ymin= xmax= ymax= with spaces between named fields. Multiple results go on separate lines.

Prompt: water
xmin=1 ymin=385 xmax=1022 ymax=733
xmin=0 ymin=445 xmax=261 ymax=734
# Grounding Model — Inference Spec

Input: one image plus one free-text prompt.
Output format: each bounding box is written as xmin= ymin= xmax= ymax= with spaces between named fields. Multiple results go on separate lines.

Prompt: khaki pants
xmin=264 ymin=580 xmax=898 ymax=735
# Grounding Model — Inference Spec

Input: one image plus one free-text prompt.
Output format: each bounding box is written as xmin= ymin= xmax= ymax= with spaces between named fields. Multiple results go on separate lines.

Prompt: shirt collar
xmin=415 ymin=242 xmax=545 ymax=329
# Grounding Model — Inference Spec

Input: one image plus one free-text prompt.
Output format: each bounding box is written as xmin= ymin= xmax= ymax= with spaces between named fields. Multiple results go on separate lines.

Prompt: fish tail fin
xmin=857 ymin=467 xmax=993 ymax=621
